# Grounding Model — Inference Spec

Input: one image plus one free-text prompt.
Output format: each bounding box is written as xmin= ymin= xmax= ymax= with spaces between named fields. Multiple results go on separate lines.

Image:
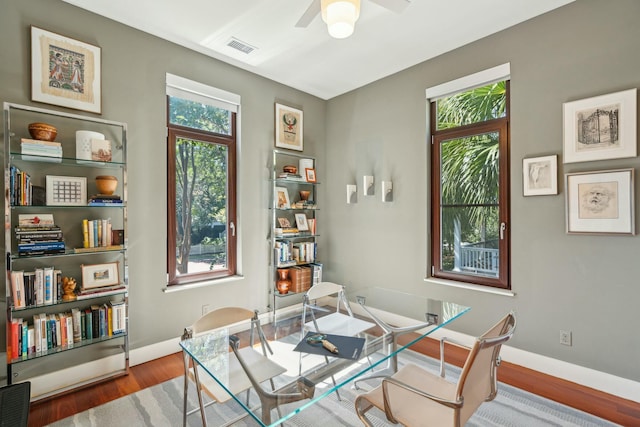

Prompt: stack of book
xmin=278 ymin=172 xmax=305 ymax=181
xmin=21 ymin=138 xmax=63 ymax=160
xmin=88 ymin=194 xmax=123 ymax=206
xmin=16 ymin=215 xmax=65 ymax=256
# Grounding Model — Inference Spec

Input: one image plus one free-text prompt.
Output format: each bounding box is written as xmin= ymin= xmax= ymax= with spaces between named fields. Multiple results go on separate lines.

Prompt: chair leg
xmin=354 ymin=395 xmax=377 ymax=427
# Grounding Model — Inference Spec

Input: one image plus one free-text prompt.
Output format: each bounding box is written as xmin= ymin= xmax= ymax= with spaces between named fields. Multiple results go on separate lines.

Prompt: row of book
xmin=16 ymin=224 xmax=65 ymax=256
xmin=21 ymin=138 xmax=63 ymax=159
xmin=82 ymin=218 xmax=113 ymax=248
xmin=8 ymin=301 xmax=126 ymax=360
xmin=274 ymin=241 xmax=316 ymax=266
xmin=9 ymin=165 xmax=33 ymax=206
xmin=10 ymin=268 xmax=62 ymax=308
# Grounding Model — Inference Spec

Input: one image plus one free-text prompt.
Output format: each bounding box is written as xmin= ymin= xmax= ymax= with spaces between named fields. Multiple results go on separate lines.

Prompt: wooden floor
xmin=29 ymin=330 xmax=640 ymax=426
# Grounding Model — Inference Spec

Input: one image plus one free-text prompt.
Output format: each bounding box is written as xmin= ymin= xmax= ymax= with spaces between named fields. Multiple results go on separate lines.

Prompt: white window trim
xmin=166 ymin=73 xmax=240 ymax=112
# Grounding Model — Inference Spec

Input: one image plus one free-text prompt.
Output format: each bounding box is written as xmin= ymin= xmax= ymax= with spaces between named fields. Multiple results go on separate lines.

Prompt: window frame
xmin=166 ymin=104 xmax=237 ymax=286
xmin=429 ymin=81 xmax=511 ymax=290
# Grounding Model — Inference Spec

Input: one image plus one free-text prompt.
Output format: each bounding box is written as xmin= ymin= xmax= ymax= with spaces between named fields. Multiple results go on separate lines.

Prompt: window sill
xmin=163 ymin=274 xmax=244 ymax=293
xmin=424 ymin=277 xmax=515 ymax=297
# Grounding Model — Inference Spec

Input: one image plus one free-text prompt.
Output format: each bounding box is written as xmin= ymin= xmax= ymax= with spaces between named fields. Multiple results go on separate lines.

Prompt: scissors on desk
xmin=306 ymin=333 xmax=339 ymax=354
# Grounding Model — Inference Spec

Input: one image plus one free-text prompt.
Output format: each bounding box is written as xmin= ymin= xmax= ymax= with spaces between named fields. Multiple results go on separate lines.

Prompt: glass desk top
xmin=180 ymin=289 xmax=470 ymax=426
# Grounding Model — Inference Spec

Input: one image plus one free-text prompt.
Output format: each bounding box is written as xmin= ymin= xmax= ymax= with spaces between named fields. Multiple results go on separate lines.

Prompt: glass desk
xmin=180 ymin=289 xmax=470 ymax=426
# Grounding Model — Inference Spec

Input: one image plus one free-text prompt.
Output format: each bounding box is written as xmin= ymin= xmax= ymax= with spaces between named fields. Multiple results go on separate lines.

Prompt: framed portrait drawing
xmin=523 ymin=155 xmax=558 ymax=196
xmin=31 ymin=26 xmax=102 ymax=114
xmin=275 ymin=103 xmax=303 ymax=151
xmin=277 ymin=217 xmax=291 ymax=228
xmin=275 ymin=187 xmax=291 ymax=209
xmin=563 ymin=88 xmax=637 ymax=164
xmin=565 ymin=168 xmax=634 ymax=235
xmin=305 ymin=168 xmax=317 ymax=183
xmin=82 ymin=262 xmax=120 ymax=289
xmin=294 ymin=213 xmax=309 ymax=231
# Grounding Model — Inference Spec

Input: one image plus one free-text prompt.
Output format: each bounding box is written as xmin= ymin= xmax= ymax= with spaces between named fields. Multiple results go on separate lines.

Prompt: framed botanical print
xmin=275 ymin=103 xmax=303 ymax=151
xmin=31 ymin=26 xmax=102 ymax=114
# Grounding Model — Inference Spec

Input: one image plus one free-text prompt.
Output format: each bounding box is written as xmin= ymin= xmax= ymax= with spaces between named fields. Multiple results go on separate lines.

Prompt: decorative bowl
xmin=28 ymin=122 xmax=58 ymax=141
xmin=283 ymin=165 xmax=297 ymax=174
xmin=96 ymin=175 xmax=118 ymax=195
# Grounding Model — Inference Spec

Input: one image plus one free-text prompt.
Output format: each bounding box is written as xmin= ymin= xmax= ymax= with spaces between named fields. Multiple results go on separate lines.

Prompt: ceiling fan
xmin=296 ymin=0 xmax=411 ymax=38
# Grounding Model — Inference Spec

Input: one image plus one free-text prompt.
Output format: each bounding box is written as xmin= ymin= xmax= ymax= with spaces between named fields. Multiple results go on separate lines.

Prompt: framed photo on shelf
xmin=565 ymin=168 xmax=634 ymax=235
xmin=563 ymin=88 xmax=637 ymax=164
xmin=523 ymin=155 xmax=558 ymax=196
xmin=275 ymin=103 xmax=303 ymax=151
xmin=46 ymin=175 xmax=87 ymax=206
xmin=305 ymin=168 xmax=317 ymax=183
xmin=277 ymin=217 xmax=291 ymax=228
xmin=275 ymin=187 xmax=291 ymax=209
xmin=82 ymin=262 xmax=120 ymax=290
xmin=295 ymin=213 xmax=309 ymax=231
xmin=31 ymin=26 xmax=102 ymax=114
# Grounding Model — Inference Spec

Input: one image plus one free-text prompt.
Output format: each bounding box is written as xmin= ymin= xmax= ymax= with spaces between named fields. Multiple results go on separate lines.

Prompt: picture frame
xmin=82 ymin=262 xmax=120 ymax=290
xmin=46 ymin=175 xmax=87 ymax=206
xmin=91 ymin=139 xmax=112 ymax=162
xmin=563 ymin=88 xmax=637 ymax=164
xmin=305 ymin=168 xmax=317 ymax=183
xmin=565 ymin=168 xmax=634 ymax=235
xmin=275 ymin=103 xmax=303 ymax=151
xmin=523 ymin=155 xmax=558 ymax=196
xmin=31 ymin=26 xmax=102 ymax=114
xmin=277 ymin=217 xmax=291 ymax=228
xmin=275 ymin=187 xmax=291 ymax=209
xmin=295 ymin=213 xmax=309 ymax=231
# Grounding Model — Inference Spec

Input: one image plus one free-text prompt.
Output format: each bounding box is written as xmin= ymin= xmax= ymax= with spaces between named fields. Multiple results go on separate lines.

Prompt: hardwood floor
xmin=29 ymin=329 xmax=640 ymax=426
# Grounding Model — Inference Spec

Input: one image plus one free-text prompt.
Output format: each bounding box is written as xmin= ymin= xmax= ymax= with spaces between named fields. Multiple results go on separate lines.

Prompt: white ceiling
xmin=61 ymin=0 xmax=573 ymax=100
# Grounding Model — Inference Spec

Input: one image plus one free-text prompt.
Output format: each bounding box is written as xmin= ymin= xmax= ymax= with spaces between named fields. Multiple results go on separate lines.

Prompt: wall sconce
xmin=363 ymin=175 xmax=374 ymax=196
xmin=382 ymin=181 xmax=393 ymax=202
xmin=346 ymin=184 xmax=357 ymax=204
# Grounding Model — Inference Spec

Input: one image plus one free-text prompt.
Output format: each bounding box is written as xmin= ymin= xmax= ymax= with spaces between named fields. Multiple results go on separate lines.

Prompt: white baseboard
xmin=25 ymin=304 xmax=640 ymax=404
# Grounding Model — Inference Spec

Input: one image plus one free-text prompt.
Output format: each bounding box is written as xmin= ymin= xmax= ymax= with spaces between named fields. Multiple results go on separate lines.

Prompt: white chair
xmin=301 ymin=281 xmax=374 ymax=338
xmin=181 ymin=307 xmax=286 ymax=427
xmin=355 ymin=312 xmax=516 ymax=427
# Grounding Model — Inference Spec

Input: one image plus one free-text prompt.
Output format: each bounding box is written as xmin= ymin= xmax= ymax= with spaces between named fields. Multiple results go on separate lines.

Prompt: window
xmin=429 ymin=72 xmax=510 ymax=290
xmin=166 ymin=74 xmax=238 ymax=286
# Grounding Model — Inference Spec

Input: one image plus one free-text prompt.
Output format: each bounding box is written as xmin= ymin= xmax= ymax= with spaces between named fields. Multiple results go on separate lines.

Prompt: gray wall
xmin=1 ymin=0 xmax=638 ymax=385
xmin=0 ymin=0 xmax=326 ymax=350
xmin=324 ymin=0 xmax=639 ymax=381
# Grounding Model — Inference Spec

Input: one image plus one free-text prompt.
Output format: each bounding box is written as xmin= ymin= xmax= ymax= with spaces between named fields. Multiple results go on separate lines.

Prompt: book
xmin=18 ymin=214 xmax=55 ymax=228
xmin=10 ymin=270 xmax=25 ymax=308
xmin=75 ymin=285 xmax=127 ymax=300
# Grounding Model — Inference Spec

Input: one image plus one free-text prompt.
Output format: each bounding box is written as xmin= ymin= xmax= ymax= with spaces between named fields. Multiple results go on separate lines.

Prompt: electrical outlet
xmin=559 ymin=330 xmax=572 ymax=346
xmin=202 ymin=304 xmax=211 ymax=316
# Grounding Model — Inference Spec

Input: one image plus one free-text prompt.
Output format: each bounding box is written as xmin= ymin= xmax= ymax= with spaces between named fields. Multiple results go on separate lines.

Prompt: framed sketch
xmin=295 ymin=213 xmax=309 ymax=231
xmin=305 ymin=168 xmax=317 ymax=183
xmin=82 ymin=262 xmax=120 ymax=289
xmin=31 ymin=26 xmax=102 ymax=114
xmin=565 ymin=168 xmax=634 ymax=235
xmin=275 ymin=103 xmax=303 ymax=151
xmin=277 ymin=217 xmax=291 ymax=228
xmin=46 ymin=175 xmax=87 ymax=206
xmin=563 ymin=88 xmax=637 ymax=164
xmin=275 ymin=187 xmax=291 ymax=209
xmin=91 ymin=139 xmax=112 ymax=161
xmin=523 ymin=155 xmax=558 ymax=196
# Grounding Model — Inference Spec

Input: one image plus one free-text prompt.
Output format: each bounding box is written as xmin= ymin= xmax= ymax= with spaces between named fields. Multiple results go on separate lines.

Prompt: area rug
xmin=49 ymin=349 xmax=618 ymax=427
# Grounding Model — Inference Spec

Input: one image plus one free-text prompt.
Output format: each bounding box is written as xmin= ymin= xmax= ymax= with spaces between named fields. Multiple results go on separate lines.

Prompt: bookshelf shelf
xmin=269 ymin=150 xmax=322 ymax=322
xmin=3 ymin=102 xmax=129 ymax=401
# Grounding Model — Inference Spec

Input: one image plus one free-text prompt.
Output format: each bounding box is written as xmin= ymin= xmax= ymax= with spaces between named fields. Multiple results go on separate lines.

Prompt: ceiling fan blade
xmin=369 ymin=0 xmax=411 ymax=13
xmin=295 ymin=0 xmax=321 ymax=28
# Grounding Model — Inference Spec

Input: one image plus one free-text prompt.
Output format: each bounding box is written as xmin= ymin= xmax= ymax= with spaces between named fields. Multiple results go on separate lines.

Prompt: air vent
xmin=226 ymin=38 xmax=256 ymax=54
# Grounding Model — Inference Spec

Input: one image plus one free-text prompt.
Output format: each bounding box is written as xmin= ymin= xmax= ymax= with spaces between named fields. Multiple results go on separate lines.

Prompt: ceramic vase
xmin=276 ymin=269 xmax=291 ymax=294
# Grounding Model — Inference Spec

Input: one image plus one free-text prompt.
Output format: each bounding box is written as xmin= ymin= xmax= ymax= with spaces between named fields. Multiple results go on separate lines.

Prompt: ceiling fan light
xmin=321 ymin=0 xmax=361 ymax=39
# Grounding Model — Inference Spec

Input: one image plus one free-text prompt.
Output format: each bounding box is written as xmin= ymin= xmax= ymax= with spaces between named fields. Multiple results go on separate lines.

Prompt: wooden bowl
xmin=96 ymin=175 xmax=118 ymax=195
xmin=28 ymin=122 xmax=57 ymax=141
xmin=283 ymin=165 xmax=297 ymax=174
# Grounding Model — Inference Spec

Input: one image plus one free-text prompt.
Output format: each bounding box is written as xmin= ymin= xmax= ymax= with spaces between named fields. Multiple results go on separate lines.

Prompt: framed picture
xmin=275 ymin=187 xmax=291 ymax=209
xmin=565 ymin=168 xmax=634 ymax=235
xmin=305 ymin=168 xmax=317 ymax=183
xmin=295 ymin=213 xmax=309 ymax=231
xmin=563 ymin=88 xmax=637 ymax=164
xmin=523 ymin=155 xmax=558 ymax=196
xmin=82 ymin=262 xmax=120 ymax=289
xmin=277 ymin=217 xmax=291 ymax=228
xmin=46 ymin=175 xmax=87 ymax=206
xmin=31 ymin=26 xmax=102 ymax=114
xmin=91 ymin=139 xmax=112 ymax=162
xmin=275 ymin=103 xmax=303 ymax=151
